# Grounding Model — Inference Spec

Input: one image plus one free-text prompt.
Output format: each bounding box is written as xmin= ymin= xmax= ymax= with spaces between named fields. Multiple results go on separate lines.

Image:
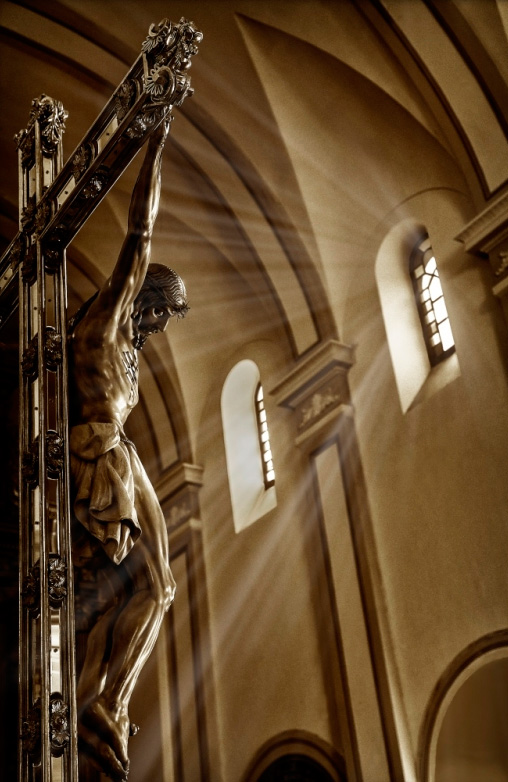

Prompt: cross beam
xmin=0 ymin=16 xmax=202 ymax=318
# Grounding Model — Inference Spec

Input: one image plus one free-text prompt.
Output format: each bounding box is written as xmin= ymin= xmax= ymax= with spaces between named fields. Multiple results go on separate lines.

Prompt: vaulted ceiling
xmin=1 ymin=0 xmax=507 ymax=475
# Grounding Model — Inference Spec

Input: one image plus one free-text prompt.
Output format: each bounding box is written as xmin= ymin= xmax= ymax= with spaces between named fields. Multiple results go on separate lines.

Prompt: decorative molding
xmin=155 ymin=461 xmax=204 ymax=503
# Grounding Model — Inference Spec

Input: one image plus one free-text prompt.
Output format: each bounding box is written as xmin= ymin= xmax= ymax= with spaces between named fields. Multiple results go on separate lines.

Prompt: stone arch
xmin=241 ymin=730 xmax=346 ymax=782
xmin=418 ymin=630 xmax=508 ymax=782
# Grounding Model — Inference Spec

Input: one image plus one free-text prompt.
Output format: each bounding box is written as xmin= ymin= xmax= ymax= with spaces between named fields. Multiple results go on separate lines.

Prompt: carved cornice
xmin=271 ymin=339 xmax=354 ymax=408
xmin=155 ymin=461 xmax=204 ymax=531
xmin=271 ymin=340 xmax=355 ymax=448
xmin=455 ymin=191 xmax=508 ymax=253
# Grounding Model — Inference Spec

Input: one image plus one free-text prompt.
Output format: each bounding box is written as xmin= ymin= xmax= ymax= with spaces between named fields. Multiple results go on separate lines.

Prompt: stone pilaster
xmin=153 ymin=461 xmax=221 ymax=781
xmin=271 ymin=339 xmax=398 ymax=782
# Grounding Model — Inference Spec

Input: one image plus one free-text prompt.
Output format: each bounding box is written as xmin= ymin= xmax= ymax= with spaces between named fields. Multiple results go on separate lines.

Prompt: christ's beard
xmin=132 ymin=332 xmax=148 ymax=350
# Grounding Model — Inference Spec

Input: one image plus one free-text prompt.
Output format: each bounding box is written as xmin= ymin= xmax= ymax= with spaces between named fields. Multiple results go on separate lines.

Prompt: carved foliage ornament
xmin=48 ymin=554 xmax=67 ymax=608
xmin=21 ymin=555 xmax=67 ymax=614
xmin=21 ymin=197 xmax=52 ymax=237
xmin=142 ymin=18 xmax=177 ymax=53
xmin=144 ymin=64 xmax=176 ymax=104
xmin=72 ymin=142 xmax=94 ymax=183
xmin=81 ymin=168 xmax=108 ymax=200
xmin=10 ymin=234 xmax=26 ymax=267
xmin=22 ymin=243 xmax=37 ymax=284
xmin=44 ymin=327 xmax=63 ymax=370
xmin=142 ymin=18 xmax=202 ymax=107
xmin=22 ymin=431 xmax=65 ymax=484
xmin=114 ymin=79 xmax=137 ymax=121
xmin=126 ymin=105 xmax=169 ymax=139
xmin=299 ymin=386 xmax=341 ymax=429
xmin=496 ymin=249 xmax=508 ymax=277
xmin=31 ymin=94 xmax=68 ymax=154
xmin=15 ymin=95 xmax=68 ymax=155
xmin=22 ymin=334 xmax=38 ymax=379
xmin=35 ymin=200 xmax=52 ymax=236
xmin=22 ymin=329 xmax=62 ymax=379
xmin=158 ymin=17 xmax=203 ymax=71
xmin=46 ymin=430 xmax=64 ymax=478
xmin=21 ymin=196 xmax=37 ymax=234
xmin=50 ymin=694 xmax=70 ymax=756
xmin=22 ymin=439 xmax=39 ymax=487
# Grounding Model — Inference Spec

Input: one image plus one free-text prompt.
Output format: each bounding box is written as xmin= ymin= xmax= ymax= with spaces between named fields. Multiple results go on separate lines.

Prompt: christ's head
xmin=131 ymin=264 xmax=189 ymax=350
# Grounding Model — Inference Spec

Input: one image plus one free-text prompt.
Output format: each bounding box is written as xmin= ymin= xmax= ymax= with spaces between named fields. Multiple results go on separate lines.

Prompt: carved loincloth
xmin=70 ymin=422 xmax=163 ymax=569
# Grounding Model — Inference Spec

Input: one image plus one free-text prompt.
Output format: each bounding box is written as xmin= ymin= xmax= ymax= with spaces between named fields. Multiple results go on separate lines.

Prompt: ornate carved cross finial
xmin=15 ymin=93 xmax=68 ymax=153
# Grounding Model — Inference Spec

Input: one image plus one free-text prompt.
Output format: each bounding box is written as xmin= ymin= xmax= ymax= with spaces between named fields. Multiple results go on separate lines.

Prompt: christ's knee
xmin=151 ymin=580 xmax=174 ymax=614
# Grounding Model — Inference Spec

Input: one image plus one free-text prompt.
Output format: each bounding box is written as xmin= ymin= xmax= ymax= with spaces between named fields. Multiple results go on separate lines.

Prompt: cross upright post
xmin=0 ymin=18 xmax=203 ymax=782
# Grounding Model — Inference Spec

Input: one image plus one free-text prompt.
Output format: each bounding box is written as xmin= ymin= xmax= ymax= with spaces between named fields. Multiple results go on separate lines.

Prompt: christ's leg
xmin=80 ymin=537 xmax=174 ymax=779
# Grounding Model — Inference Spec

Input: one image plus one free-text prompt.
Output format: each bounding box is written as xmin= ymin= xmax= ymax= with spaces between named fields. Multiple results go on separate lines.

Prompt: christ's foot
xmin=78 ymin=719 xmax=129 ymax=782
xmin=80 ymin=697 xmax=130 ymax=779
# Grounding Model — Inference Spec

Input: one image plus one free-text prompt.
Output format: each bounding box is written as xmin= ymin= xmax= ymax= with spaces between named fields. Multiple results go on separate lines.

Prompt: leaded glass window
xmin=255 ymin=383 xmax=275 ymax=489
xmin=411 ymin=237 xmax=455 ymax=365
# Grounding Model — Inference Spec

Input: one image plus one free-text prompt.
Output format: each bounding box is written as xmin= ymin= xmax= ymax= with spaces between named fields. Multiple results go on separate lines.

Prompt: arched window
xmin=221 ymin=360 xmax=277 ymax=533
xmin=375 ymin=220 xmax=460 ymax=413
xmin=255 ymin=383 xmax=275 ymax=489
xmin=410 ymin=235 xmax=455 ymax=366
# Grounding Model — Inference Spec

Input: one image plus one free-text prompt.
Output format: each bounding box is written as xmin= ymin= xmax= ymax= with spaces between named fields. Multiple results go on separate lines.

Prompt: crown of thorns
xmin=140 ymin=267 xmax=189 ymax=317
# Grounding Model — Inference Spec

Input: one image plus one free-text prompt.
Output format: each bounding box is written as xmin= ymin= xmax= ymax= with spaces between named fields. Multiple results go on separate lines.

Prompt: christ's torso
xmin=70 ymin=313 xmax=139 ymax=428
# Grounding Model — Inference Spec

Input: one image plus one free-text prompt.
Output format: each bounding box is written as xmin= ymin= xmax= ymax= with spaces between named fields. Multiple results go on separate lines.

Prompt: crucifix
xmin=0 ymin=17 xmax=202 ymax=782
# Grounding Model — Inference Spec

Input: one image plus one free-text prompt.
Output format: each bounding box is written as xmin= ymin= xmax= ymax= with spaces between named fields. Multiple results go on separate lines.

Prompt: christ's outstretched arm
xmin=97 ymin=119 xmax=171 ymax=326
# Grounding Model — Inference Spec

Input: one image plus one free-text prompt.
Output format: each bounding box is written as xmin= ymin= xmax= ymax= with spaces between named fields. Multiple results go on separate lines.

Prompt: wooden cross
xmin=0 ymin=17 xmax=202 ymax=782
